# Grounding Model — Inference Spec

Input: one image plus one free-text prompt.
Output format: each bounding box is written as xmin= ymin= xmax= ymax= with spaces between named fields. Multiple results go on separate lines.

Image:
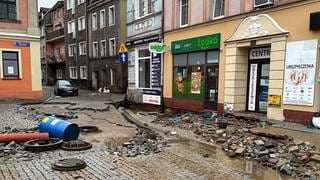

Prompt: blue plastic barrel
xmin=39 ymin=116 xmax=79 ymax=141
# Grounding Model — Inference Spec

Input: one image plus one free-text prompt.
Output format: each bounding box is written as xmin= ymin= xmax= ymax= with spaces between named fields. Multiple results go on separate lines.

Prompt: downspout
xmin=160 ymin=0 xmax=165 ymax=112
xmin=85 ymin=1 xmax=90 ymax=89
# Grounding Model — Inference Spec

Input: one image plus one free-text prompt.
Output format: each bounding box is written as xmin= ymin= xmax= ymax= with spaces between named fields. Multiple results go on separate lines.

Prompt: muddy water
xmin=170 ymin=138 xmax=293 ymax=180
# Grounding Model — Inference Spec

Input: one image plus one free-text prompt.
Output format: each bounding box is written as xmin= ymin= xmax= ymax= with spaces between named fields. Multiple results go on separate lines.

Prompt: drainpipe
xmin=160 ymin=0 xmax=165 ymax=112
xmin=85 ymin=1 xmax=89 ymax=90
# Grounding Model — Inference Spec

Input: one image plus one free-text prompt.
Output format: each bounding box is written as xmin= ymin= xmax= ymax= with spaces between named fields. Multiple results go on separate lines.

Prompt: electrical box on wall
xmin=310 ymin=12 xmax=320 ymax=31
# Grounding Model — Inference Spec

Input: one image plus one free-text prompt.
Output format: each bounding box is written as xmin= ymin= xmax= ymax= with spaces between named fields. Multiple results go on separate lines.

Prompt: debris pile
xmin=109 ymin=128 xmax=168 ymax=157
xmin=152 ymin=111 xmax=320 ymax=178
xmin=0 ymin=141 xmax=34 ymax=161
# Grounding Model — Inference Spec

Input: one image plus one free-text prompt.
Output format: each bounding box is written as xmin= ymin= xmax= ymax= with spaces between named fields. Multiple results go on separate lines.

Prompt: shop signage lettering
xmin=249 ymin=47 xmax=270 ymax=60
xmin=149 ymin=43 xmax=166 ymax=53
xmin=151 ymin=53 xmax=162 ymax=88
xmin=126 ymin=35 xmax=160 ymax=47
xmin=14 ymin=42 xmax=30 ymax=47
xmin=143 ymin=89 xmax=161 ymax=105
xmin=171 ymin=34 xmax=220 ymax=54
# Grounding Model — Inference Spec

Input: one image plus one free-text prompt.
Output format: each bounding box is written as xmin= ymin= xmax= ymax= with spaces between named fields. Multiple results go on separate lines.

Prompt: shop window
xmin=207 ymin=51 xmax=219 ymax=63
xmin=189 ymin=52 xmax=205 ymax=65
xmin=138 ymin=49 xmax=151 ymax=88
xmin=2 ymin=51 xmax=19 ymax=79
xmin=0 ymin=0 xmax=17 ymax=20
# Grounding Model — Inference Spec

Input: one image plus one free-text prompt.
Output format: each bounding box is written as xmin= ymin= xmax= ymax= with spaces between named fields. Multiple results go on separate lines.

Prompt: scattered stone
xmin=280 ymin=164 xmax=293 ymax=175
xmin=235 ymin=147 xmax=246 ymax=155
xmin=269 ymin=158 xmax=279 ymax=164
xmin=310 ymin=154 xmax=320 ymax=163
xmin=269 ymin=153 xmax=279 ymax=158
xmin=277 ymin=159 xmax=288 ymax=168
xmin=216 ymin=138 xmax=226 ymax=144
xmin=254 ymin=140 xmax=265 ymax=146
xmin=289 ymin=146 xmax=299 ymax=153
xmin=216 ymin=130 xmax=224 ymax=135
xmin=226 ymin=151 xmax=236 ymax=157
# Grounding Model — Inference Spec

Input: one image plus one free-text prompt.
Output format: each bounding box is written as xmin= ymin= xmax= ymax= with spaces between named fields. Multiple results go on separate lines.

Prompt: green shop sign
xmin=171 ymin=34 xmax=220 ymax=54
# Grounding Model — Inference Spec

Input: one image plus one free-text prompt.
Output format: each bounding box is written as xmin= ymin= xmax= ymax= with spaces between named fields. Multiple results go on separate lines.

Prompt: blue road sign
xmin=118 ymin=52 xmax=128 ymax=62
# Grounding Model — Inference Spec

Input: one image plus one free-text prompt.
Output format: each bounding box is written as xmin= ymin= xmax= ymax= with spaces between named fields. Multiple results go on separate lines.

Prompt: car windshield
xmin=59 ymin=80 xmax=72 ymax=86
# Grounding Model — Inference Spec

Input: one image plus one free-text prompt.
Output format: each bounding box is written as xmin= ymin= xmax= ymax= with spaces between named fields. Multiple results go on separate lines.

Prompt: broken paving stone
xmin=310 ymin=154 xmax=320 ymax=163
xmin=226 ymin=151 xmax=236 ymax=158
xmin=257 ymin=155 xmax=269 ymax=162
xmin=269 ymin=158 xmax=279 ymax=164
xmin=254 ymin=140 xmax=265 ymax=146
xmin=280 ymin=164 xmax=293 ymax=176
xmin=258 ymin=150 xmax=269 ymax=156
xmin=230 ymin=145 xmax=238 ymax=151
xmin=289 ymin=146 xmax=299 ymax=153
xmin=277 ymin=159 xmax=289 ymax=169
xmin=216 ymin=138 xmax=226 ymax=144
xmin=216 ymin=130 xmax=224 ymax=135
xmin=269 ymin=153 xmax=279 ymax=158
xmin=235 ymin=147 xmax=246 ymax=155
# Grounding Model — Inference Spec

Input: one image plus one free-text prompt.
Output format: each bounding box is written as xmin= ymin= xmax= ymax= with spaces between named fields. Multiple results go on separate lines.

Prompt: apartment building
xmin=0 ymin=0 xmax=42 ymax=100
xmin=42 ymin=1 xmax=65 ymax=85
xmin=163 ymin=0 xmax=320 ymax=124
xmin=87 ymin=0 xmax=127 ymax=92
xmin=64 ymin=0 xmax=88 ymax=88
xmin=39 ymin=7 xmax=49 ymax=85
xmin=126 ymin=0 xmax=163 ymax=103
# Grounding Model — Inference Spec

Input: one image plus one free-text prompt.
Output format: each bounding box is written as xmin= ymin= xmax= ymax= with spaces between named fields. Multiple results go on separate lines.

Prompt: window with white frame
xmin=67 ymin=20 xmax=75 ymax=34
xmin=0 ymin=0 xmax=17 ymax=20
xmin=180 ymin=0 xmax=188 ymax=27
xmin=67 ymin=0 xmax=75 ymax=10
xmin=56 ymin=69 xmax=63 ymax=79
xmin=93 ymin=42 xmax=98 ymax=57
xmin=79 ymin=41 xmax=86 ymax=55
xmin=213 ymin=0 xmax=224 ymax=18
xmin=80 ymin=66 xmax=87 ymax=79
xmin=100 ymin=9 xmax=105 ymax=28
xmin=108 ymin=6 xmax=115 ymax=26
xmin=78 ymin=16 xmax=86 ymax=31
xmin=137 ymin=49 xmax=151 ymax=88
xmin=138 ymin=0 xmax=153 ymax=18
xmin=92 ymin=13 xmax=97 ymax=31
xmin=68 ymin=44 xmax=76 ymax=57
xmin=100 ymin=40 xmax=106 ymax=57
xmin=109 ymin=38 xmax=116 ymax=56
xmin=1 ymin=51 xmax=20 ymax=79
xmin=78 ymin=0 xmax=85 ymax=5
xmin=69 ymin=67 xmax=77 ymax=79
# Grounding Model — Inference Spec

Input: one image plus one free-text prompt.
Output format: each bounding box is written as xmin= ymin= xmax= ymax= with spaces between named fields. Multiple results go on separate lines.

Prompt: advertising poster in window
xmin=283 ymin=40 xmax=318 ymax=106
xmin=248 ymin=64 xmax=257 ymax=111
xmin=191 ymin=72 xmax=201 ymax=94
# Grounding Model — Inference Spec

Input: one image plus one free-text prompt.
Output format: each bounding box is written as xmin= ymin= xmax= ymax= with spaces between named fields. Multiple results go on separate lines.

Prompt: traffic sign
xmin=118 ymin=43 xmax=128 ymax=53
xmin=118 ymin=52 xmax=128 ymax=62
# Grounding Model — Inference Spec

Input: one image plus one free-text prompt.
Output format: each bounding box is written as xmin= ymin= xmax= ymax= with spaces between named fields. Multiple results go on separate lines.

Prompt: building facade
xmin=39 ymin=7 xmax=49 ymax=85
xmin=163 ymin=0 xmax=320 ymax=124
xmin=87 ymin=0 xmax=127 ymax=92
xmin=64 ymin=0 xmax=88 ymax=89
xmin=126 ymin=0 xmax=163 ymax=103
xmin=43 ymin=1 xmax=65 ymax=85
xmin=0 ymin=0 xmax=42 ymax=100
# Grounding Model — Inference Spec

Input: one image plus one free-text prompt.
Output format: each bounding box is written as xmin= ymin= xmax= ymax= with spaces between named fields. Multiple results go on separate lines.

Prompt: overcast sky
xmin=38 ymin=0 xmax=59 ymax=10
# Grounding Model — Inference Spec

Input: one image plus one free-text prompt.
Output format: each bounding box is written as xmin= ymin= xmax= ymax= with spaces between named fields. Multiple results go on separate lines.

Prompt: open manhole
xmin=52 ymin=158 xmax=86 ymax=171
xmin=61 ymin=140 xmax=92 ymax=151
xmin=24 ymin=138 xmax=63 ymax=152
xmin=79 ymin=126 xmax=99 ymax=133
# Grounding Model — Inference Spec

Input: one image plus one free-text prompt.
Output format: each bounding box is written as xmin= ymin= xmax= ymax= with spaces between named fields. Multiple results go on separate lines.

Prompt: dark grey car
xmin=54 ymin=80 xmax=78 ymax=96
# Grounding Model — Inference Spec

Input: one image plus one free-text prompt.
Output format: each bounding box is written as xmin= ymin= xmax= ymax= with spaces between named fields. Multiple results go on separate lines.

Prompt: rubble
xmin=152 ymin=111 xmax=320 ymax=178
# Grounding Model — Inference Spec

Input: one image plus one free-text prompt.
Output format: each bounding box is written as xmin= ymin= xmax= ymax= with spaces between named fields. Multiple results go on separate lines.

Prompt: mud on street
xmin=0 ymin=91 xmax=314 ymax=179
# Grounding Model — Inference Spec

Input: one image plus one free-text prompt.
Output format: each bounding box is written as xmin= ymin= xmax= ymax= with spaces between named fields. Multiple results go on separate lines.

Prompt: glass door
xmin=205 ymin=65 xmax=219 ymax=110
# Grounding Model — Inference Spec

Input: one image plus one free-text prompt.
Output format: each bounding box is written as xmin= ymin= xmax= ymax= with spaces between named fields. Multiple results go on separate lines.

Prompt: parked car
xmin=54 ymin=80 xmax=78 ymax=96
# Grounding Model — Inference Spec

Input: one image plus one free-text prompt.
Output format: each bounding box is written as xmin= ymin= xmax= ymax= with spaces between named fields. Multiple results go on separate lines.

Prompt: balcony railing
xmin=46 ymin=28 xmax=64 ymax=42
xmin=47 ymin=54 xmax=65 ymax=64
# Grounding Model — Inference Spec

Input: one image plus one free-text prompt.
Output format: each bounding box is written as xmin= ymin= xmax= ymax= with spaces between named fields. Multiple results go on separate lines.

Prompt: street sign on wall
xmin=118 ymin=52 xmax=128 ymax=62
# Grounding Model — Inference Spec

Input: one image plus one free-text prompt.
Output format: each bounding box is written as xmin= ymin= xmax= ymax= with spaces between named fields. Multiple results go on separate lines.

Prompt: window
xmin=109 ymin=38 xmax=116 ymax=56
xmin=180 ymin=0 xmax=188 ymax=27
xmin=78 ymin=16 xmax=86 ymax=31
xmin=93 ymin=42 xmax=98 ymax=57
xmin=69 ymin=67 xmax=77 ymax=79
xmin=92 ymin=13 xmax=97 ymax=31
xmin=108 ymin=6 xmax=115 ymax=26
xmin=213 ymin=0 xmax=224 ymax=18
xmin=67 ymin=20 xmax=75 ymax=34
xmin=100 ymin=9 xmax=105 ymax=28
xmin=56 ymin=69 xmax=63 ymax=79
xmin=80 ymin=66 xmax=87 ymax=79
xmin=1 ymin=51 xmax=19 ymax=78
xmin=78 ymin=0 xmax=85 ymax=5
xmin=0 ymin=0 xmax=17 ymax=20
xmin=67 ymin=0 xmax=75 ymax=10
xmin=68 ymin=44 xmax=76 ymax=57
xmin=138 ymin=0 xmax=153 ymax=18
xmin=79 ymin=41 xmax=86 ymax=55
xmin=138 ymin=49 xmax=151 ymax=88
xmin=100 ymin=40 xmax=106 ymax=57
xmin=55 ymin=48 xmax=61 ymax=57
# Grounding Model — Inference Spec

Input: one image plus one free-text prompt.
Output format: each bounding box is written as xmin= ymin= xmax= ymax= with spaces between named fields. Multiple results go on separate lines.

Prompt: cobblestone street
xmin=0 ymin=89 xmax=288 ymax=180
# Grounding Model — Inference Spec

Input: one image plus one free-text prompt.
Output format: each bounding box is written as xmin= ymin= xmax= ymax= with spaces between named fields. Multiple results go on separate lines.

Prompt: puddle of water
xmin=104 ymin=137 xmax=129 ymax=148
xmin=169 ymin=138 xmax=293 ymax=180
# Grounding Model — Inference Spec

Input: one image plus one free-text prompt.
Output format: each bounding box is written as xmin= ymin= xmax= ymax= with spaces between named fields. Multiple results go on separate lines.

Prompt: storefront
xmin=167 ymin=34 xmax=221 ymax=111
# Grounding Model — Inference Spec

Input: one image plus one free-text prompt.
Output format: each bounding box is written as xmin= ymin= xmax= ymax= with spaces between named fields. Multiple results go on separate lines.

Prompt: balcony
xmin=47 ymin=54 xmax=65 ymax=64
xmin=46 ymin=28 xmax=64 ymax=43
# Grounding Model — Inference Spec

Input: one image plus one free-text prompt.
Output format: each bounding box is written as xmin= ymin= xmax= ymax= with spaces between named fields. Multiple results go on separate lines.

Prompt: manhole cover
xmin=52 ymin=158 xmax=86 ymax=171
xmin=79 ymin=126 xmax=99 ymax=133
xmin=61 ymin=140 xmax=92 ymax=151
xmin=24 ymin=138 xmax=63 ymax=152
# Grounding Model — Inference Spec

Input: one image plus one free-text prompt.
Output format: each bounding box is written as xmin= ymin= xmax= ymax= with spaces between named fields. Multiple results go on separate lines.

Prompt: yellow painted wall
xmin=164 ymin=0 xmax=320 ymax=112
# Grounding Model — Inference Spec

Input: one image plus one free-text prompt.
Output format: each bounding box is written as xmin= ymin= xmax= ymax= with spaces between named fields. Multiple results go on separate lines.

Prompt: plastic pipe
xmin=0 ymin=133 xmax=49 ymax=143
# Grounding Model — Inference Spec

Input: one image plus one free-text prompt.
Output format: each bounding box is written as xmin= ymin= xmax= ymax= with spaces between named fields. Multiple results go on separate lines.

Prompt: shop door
xmin=205 ymin=65 xmax=219 ymax=110
xmin=247 ymin=61 xmax=269 ymax=113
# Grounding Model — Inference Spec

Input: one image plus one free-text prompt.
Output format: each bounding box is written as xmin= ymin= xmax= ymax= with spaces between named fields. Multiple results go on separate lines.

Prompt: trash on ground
xmin=52 ymin=158 xmax=87 ymax=171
